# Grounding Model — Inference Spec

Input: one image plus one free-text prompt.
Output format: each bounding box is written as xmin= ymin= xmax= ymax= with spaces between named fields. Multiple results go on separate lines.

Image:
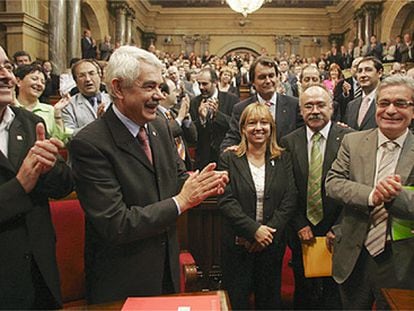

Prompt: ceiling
xmin=148 ymin=0 xmax=337 ymax=9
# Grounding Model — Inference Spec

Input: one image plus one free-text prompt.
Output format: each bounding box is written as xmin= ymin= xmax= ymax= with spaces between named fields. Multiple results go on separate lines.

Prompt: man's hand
xmin=326 ymin=230 xmax=335 ymax=253
xmin=254 ymin=225 xmax=276 ymax=247
xmin=177 ymin=95 xmax=190 ymax=122
xmin=206 ymin=98 xmax=219 ymax=117
xmin=298 ymin=225 xmax=314 ymax=241
xmin=198 ymin=99 xmax=209 ymax=120
xmin=373 ymin=175 xmax=402 ymax=206
xmin=342 ymin=81 xmax=351 ymax=96
xmin=175 ymin=163 xmax=229 ymax=212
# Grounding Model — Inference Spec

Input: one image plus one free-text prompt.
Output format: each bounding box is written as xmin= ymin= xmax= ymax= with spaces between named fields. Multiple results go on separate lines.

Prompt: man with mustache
xmin=281 ymin=84 xmax=353 ymax=309
xmin=61 ymin=59 xmax=111 ymax=135
xmin=326 ymin=75 xmax=414 ymax=309
xmin=70 ymin=46 xmax=229 ymax=304
xmin=344 ymin=56 xmax=383 ymax=131
xmin=0 ymin=45 xmax=73 ymax=309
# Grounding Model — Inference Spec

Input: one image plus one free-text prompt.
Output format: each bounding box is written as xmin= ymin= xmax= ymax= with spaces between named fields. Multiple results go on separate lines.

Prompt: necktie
xmin=165 ymin=111 xmax=186 ymax=161
xmin=137 ymin=127 xmax=153 ymax=165
xmin=357 ymin=96 xmax=371 ymax=127
xmin=354 ymin=84 xmax=362 ymax=99
xmin=364 ymin=141 xmax=398 ymax=257
xmin=307 ymin=132 xmax=324 ymax=226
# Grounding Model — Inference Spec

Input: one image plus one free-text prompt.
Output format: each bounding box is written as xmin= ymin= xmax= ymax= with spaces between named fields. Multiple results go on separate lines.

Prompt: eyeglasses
xmin=303 ymin=103 xmax=328 ymax=110
xmin=377 ymin=100 xmax=414 ymax=109
xmin=0 ymin=62 xmax=14 ymax=73
xmin=77 ymin=70 xmax=98 ymax=79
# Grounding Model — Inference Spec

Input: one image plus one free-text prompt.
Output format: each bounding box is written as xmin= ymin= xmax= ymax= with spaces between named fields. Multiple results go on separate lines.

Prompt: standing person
xmin=220 ymin=56 xmax=302 ymax=151
xmin=323 ymin=63 xmax=342 ymax=95
xmin=190 ymin=67 xmax=238 ymax=169
xmin=12 ymin=50 xmax=31 ymax=66
xmin=325 ymin=75 xmax=414 ymax=309
xmin=0 ymin=45 xmax=74 ymax=309
xmin=345 ymin=56 xmax=383 ymax=130
xmin=281 ymin=85 xmax=353 ymax=309
xmin=61 ymin=59 xmax=111 ymax=135
xmin=218 ymin=103 xmax=297 ymax=310
xmin=400 ymin=33 xmax=414 ymax=64
xmin=40 ymin=60 xmax=60 ymax=104
xmin=81 ymin=29 xmax=97 ymax=59
xmin=70 ymin=46 xmax=228 ymax=304
xmin=366 ymin=35 xmax=383 ymax=60
xmin=99 ymin=35 xmax=114 ymax=61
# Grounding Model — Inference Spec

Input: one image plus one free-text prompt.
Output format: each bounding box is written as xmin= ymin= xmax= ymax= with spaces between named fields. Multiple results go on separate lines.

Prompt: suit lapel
xmin=105 ymin=108 xmax=154 ymax=172
xmin=360 ymin=98 xmax=376 ymax=129
xmin=295 ymin=128 xmax=309 ymax=181
xmin=264 ymin=155 xmax=276 ymax=197
xmin=349 ymin=97 xmax=362 ymax=129
xmin=395 ymin=132 xmax=414 ymax=184
xmin=233 ymin=155 xmax=255 ymax=193
xmin=359 ymin=130 xmax=378 ymax=186
xmin=275 ymin=95 xmax=287 ymax=137
xmin=323 ymin=124 xmax=342 ymax=178
xmin=7 ymin=116 xmax=29 ymax=171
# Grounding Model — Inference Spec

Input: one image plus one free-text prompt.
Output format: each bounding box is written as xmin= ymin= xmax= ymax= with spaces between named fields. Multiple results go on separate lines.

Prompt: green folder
xmin=391 ymin=186 xmax=414 ymax=241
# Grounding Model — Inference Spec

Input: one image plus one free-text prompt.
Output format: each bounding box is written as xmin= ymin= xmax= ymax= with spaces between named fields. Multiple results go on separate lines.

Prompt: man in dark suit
xmin=0 ymin=45 xmax=74 ymax=309
xmin=326 ymin=75 xmax=414 ymax=309
xmin=190 ymin=67 xmax=238 ymax=169
xmin=334 ymin=57 xmax=363 ymax=122
xmin=220 ymin=55 xmax=302 ymax=152
xmin=281 ymin=84 xmax=353 ymax=309
xmin=81 ymin=29 xmax=97 ymax=59
xmin=158 ymin=77 xmax=197 ymax=170
xmin=366 ymin=35 xmax=383 ymax=61
xmin=70 ymin=46 xmax=228 ymax=304
xmin=400 ymin=33 xmax=414 ymax=64
xmin=345 ymin=56 xmax=383 ymax=131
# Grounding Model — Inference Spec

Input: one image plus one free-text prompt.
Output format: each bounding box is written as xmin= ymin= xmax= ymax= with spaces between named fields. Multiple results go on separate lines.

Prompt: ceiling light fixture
xmin=226 ymin=0 xmax=269 ymax=17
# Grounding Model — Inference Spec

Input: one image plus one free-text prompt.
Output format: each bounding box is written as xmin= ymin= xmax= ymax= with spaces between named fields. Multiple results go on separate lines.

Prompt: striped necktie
xmin=307 ymin=132 xmax=324 ymax=225
xmin=354 ymin=84 xmax=362 ymax=98
xmin=364 ymin=141 xmax=399 ymax=257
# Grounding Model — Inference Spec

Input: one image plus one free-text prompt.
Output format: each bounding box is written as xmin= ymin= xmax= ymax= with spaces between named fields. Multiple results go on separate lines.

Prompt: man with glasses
xmin=62 ymin=59 xmax=111 ymax=135
xmin=0 ymin=45 xmax=73 ymax=309
xmin=326 ymin=75 xmax=414 ymax=309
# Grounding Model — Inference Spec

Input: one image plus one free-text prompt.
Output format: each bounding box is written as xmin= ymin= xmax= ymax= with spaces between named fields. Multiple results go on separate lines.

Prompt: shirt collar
xmin=362 ymin=87 xmax=377 ymax=101
xmin=257 ymin=92 xmax=277 ymax=105
xmin=0 ymin=105 xmax=15 ymax=131
xmin=15 ymin=99 xmax=48 ymax=113
xmin=112 ymin=104 xmax=146 ymax=138
xmin=306 ymin=121 xmax=332 ymax=143
xmin=377 ymin=128 xmax=408 ymax=149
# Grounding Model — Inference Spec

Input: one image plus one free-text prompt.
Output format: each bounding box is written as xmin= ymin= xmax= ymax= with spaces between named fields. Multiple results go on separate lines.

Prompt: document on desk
xmin=122 ymin=293 xmax=221 ymax=311
xmin=391 ymin=186 xmax=414 ymax=241
xmin=301 ymin=236 xmax=332 ymax=278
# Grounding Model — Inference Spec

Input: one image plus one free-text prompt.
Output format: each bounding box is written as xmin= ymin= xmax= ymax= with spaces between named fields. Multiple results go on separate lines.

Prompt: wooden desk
xmin=382 ymin=288 xmax=414 ymax=310
xmin=65 ymin=290 xmax=231 ymax=310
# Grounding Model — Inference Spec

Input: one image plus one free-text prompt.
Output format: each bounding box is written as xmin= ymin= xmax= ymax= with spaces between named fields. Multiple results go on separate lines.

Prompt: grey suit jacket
xmin=281 ymin=123 xmax=353 ymax=235
xmin=325 ymin=129 xmax=414 ymax=285
xmin=62 ymin=92 xmax=111 ymax=136
xmin=345 ymin=96 xmax=377 ymax=131
xmin=220 ymin=94 xmax=303 ymax=152
xmin=70 ymin=107 xmax=188 ymax=304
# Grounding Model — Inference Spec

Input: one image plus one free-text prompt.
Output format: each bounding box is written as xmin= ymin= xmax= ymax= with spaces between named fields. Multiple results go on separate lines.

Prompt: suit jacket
xmin=220 ymin=94 xmax=303 ymax=152
xmin=99 ymin=42 xmax=113 ymax=61
xmin=70 ymin=107 xmax=188 ymax=304
xmin=62 ymin=92 xmax=111 ymax=135
xmin=281 ymin=123 xmax=353 ymax=236
xmin=400 ymin=42 xmax=414 ymax=63
xmin=218 ymin=150 xmax=297 ymax=247
xmin=366 ymin=43 xmax=383 ymax=60
xmin=334 ymin=77 xmax=360 ymax=122
xmin=0 ymin=107 xmax=73 ymax=308
xmin=345 ymin=96 xmax=377 ymax=131
xmin=156 ymin=108 xmax=197 ymax=170
xmin=81 ymin=37 xmax=97 ymax=59
xmin=190 ymin=91 xmax=239 ymax=169
xmin=325 ymin=129 xmax=414 ymax=286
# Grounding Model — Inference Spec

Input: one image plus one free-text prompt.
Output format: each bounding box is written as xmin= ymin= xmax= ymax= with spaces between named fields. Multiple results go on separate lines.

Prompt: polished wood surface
xmin=64 ymin=290 xmax=231 ymax=310
xmin=382 ymin=288 xmax=414 ymax=311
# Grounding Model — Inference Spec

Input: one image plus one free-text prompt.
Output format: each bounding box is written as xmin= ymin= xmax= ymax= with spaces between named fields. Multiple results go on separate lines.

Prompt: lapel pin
xmin=152 ymin=131 xmax=157 ymax=136
xmin=271 ymin=160 xmax=275 ymax=166
xmin=17 ymin=135 xmax=23 ymax=141
xmin=336 ymin=137 xmax=340 ymax=141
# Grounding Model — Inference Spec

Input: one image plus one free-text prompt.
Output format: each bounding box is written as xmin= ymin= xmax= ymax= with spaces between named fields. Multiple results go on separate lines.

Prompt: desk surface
xmin=382 ymin=288 xmax=414 ymax=311
xmin=65 ymin=290 xmax=231 ymax=310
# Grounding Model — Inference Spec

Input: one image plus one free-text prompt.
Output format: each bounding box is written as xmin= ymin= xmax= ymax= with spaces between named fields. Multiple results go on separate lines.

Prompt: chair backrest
xmin=49 ymin=199 xmax=85 ymax=303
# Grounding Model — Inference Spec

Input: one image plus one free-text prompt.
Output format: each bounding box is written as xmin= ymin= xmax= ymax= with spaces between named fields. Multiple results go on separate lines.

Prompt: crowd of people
xmin=0 ymin=27 xmax=413 ymax=310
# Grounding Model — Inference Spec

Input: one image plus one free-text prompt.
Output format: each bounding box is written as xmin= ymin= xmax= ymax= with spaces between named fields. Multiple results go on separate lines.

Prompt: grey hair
xmin=105 ymin=46 xmax=162 ymax=98
xmin=376 ymin=75 xmax=414 ymax=101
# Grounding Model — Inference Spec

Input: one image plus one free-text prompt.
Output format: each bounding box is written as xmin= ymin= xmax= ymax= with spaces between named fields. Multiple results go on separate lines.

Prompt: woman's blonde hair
xmin=235 ymin=102 xmax=283 ymax=159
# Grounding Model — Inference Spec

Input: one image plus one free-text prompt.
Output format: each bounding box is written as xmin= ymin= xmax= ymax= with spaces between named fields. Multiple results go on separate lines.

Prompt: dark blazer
xmin=218 ymin=150 xmax=297 ymax=309
xmin=70 ymin=107 xmax=188 ymax=304
xmin=400 ymin=42 xmax=414 ymax=63
xmin=326 ymin=129 xmax=414 ymax=286
xmin=220 ymin=94 xmax=303 ymax=152
xmin=281 ymin=123 xmax=353 ymax=236
xmin=190 ymin=91 xmax=239 ymax=169
xmin=334 ymin=77 xmax=360 ymax=122
xmin=0 ymin=107 xmax=73 ymax=309
xmin=157 ymin=108 xmax=197 ymax=171
xmin=81 ymin=37 xmax=97 ymax=59
xmin=345 ymin=96 xmax=377 ymax=131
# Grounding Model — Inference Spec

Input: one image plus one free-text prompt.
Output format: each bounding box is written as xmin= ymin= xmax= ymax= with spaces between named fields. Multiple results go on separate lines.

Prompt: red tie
xmin=137 ymin=127 xmax=153 ymax=165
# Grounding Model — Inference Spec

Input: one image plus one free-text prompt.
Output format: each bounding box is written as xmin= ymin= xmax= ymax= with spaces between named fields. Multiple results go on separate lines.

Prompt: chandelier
xmin=225 ymin=0 xmax=269 ymax=17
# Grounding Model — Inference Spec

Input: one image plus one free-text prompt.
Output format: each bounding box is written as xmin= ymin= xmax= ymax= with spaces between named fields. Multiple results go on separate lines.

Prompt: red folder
xmin=122 ymin=293 xmax=221 ymax=311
